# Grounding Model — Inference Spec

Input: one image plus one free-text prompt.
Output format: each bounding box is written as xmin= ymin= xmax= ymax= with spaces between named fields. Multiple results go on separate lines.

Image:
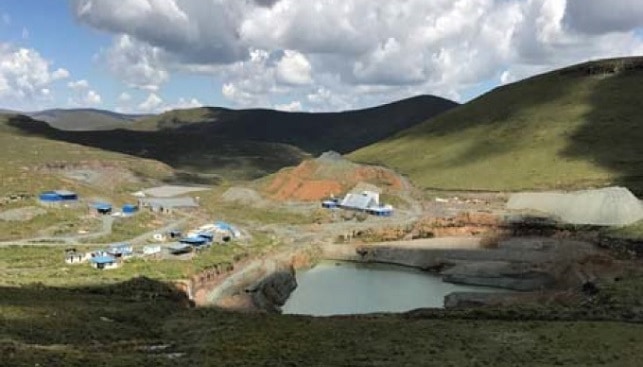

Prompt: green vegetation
xmin=602 ymin=220 xmax=643 ymax=240
xmin=351 ymin=57 xmax=643 ymax=194
xmin=0 ymin=209 xmax=89 ymax=241
xmin=82 ymin=212 xmax=162 ymax=244
xmin=2 ymin=275 xmax=643 ymax=366
xmin=0 ymin=242 xmax=258 ymax=287
xmin=28 ymin=108 xmax=145 ymax=131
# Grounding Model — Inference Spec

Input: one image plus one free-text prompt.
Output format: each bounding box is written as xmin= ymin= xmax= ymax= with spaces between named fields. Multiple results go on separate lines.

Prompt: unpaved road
xmin=0 ymin=214 xmax=189 ymax=248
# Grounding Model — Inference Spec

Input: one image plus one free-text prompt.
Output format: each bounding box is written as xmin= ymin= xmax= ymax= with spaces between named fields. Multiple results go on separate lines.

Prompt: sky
xmin=1 ymin=0 xmax=643 ymax=114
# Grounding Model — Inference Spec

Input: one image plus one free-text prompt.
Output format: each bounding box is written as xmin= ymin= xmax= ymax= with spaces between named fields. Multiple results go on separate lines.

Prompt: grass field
xmin=2 ymin=274 xmax=643 ymax=366
xmin=351 ymin=58 xmax=643 ymax=195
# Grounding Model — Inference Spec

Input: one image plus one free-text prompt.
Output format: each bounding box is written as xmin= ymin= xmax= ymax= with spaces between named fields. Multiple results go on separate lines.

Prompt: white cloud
xmin=129 ymin=93 xmax=202 ymax=113
xmin=52 ymin=68 xmax=70 ymax=80
xmin=118 ymin=92 xmax=132 ymax=102
xmin=138 ymin=92 xmax=164 ymax=112
xmin=73 ymin=0 xmax=643 ymax=111
xmin=0 ymin=44 xmax=69 ymax=104
xmin=101 ymin=34 xmax=169 ymax=91
xmin=21 ymin=27 xmax=29 ymax=39
xmin=83 ymin=90 xmax=102 ymax=105
xmin=276 ymin=50 xmax=312 ymax=85
xmin=274 ymin=100 xmax=302 ymax=112
xmin=166 ymin=97 xmax=203 ymax=110
xmin=67 ymin=79 xmax=89 ymax=90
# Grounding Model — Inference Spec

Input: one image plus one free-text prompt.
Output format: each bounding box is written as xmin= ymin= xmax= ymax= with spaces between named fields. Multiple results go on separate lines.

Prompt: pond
xmin=282 ymin=261 xmax=502 ymax=316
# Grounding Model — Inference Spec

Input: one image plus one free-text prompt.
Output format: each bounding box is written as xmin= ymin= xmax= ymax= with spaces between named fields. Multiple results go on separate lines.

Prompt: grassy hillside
xmin=28 ymin=109 xmax=147 ymax=131
xmin=0 ymin=114 xmax=171 ymax=194
xmin=2 ymin=275 xmax=643 ymax=366
xmin=133 ymin=95 xmax=459 ymax=154
xmin=351 ymin=57 xmax=643 ymax=194
xmin=6 ymin=96 xmax=456 ymax=182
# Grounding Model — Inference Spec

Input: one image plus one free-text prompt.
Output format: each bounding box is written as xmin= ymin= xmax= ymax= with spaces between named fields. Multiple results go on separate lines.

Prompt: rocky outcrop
xmin=441 ymin=261 xmax=556 ymax=291
xmin=250 ymin=267 xmax=298 ymax=313
xmin=444 ymin=292 xmax=517 ymax=308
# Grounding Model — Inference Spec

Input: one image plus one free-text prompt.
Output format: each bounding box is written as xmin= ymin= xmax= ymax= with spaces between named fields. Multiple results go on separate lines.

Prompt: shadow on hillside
xmin=0 ymin=277 xmax=189 ymax=347
xmin=560 ymin=61 xmax=643 ymax=195
xmin=5 ymin=96 xmax=456 ymax=182
xmin=6 ymin=117 xmax=307 ymax=181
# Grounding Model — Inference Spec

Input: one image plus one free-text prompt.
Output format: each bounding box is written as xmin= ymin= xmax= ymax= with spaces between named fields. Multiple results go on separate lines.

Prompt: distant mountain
xmin=4 ymin=95 xmax=458 ymax=181
xmin=351 ymin=57 xmax=643 ymax=194
xmin=132 ymin=95 xmax=459 ymax=154
xmin=27 ymin=108 xmax=150 ymax=131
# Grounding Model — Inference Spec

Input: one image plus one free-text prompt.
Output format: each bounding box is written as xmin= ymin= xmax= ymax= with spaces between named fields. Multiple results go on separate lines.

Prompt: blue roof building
xmin=90 ymin=255 xmax=118 ymax=269
xmin=122 ymin=204 xmax=138 ymax=214
xmin=39 ymin=190 xmax=78 ymax=203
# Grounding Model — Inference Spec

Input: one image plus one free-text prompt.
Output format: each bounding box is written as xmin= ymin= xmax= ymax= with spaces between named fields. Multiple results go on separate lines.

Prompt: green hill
xmin=350 ymin=57 xmax=643 ymax=194
xmin=28 ymin=108 xmax=147 ymax=131
xmin=0 ymin=113 xmax=172 ymax=195
xmin=6 ymin=95 xmax=457 ymax=182
xmin=132 ymin=95 xmax=458 ymax=154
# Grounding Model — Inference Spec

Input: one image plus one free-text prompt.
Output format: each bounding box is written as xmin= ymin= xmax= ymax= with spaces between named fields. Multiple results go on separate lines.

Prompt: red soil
xmin=262 ymin=159 xmax=406 ymax=202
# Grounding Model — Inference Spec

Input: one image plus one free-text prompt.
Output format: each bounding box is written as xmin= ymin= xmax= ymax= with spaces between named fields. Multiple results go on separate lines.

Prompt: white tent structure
xmin=507 ymin=186 xmax=643 ymax=226
xmin=339 ymin=190 xmax=380 ymax=211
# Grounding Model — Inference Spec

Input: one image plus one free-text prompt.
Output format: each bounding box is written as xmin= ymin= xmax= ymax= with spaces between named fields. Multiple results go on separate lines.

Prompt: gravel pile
xmin=507 ymin=186 xmax=643 ymax=226
xmin=316 ymin=151 xmax=344 ymax=162
xmin=221 ymin=187 xmax=265 ymax=206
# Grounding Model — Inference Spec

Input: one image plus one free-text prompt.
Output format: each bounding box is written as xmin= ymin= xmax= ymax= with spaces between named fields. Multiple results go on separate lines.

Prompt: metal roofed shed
xmin=168 ymin=243 xmax=193 ymax=255
xmin=339 ymin=191 xmax=380 ymax=211
xmin=90 ymin=255 xmax=119 ymax=270
xmin=39 ymin=190 xmax=78 ymax=205
xmin=214 ymin=221 xmax=241 ymax=239
xmin=322 ymin=199 xmax=339 ymax=209
xmin=179 ymin=236 xmax=210 ymax=247
xmin=93 ymin=202 xmax=113 ymax=215
xmin=122 ymin=204 xmax=139 ymax=215
xmin=367 ymin=205 xmax=394 ymax=217
xmin=107 ymin=243 xmax=133 ymax=257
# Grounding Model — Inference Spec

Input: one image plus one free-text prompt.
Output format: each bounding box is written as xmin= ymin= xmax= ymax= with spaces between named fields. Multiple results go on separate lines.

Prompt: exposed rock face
xmin=444 ymin=292 xmax=516 ymax=308
xmin=251 ymin=267 xmax=298 ymax=313
xmin=442 ymin=262 xmax=556 ymax=291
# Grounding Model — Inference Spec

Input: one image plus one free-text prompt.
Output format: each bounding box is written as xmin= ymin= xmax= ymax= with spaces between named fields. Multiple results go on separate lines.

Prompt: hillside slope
xmin=0 ymin=113 xmax=172 ymax=195
xmin=6 ymin=95 xmax=457 ymax=181
xmin=28 ymin=109 xmax=147 ymax=131
xmin=351 ymin=57 xmax=643 ymax=194
xmin=133 ymin=95 xmax=458 ymax=154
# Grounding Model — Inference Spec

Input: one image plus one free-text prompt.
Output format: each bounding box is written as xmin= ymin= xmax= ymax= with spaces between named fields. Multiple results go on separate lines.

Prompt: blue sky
xmin=1 ymin=0 xmax=642 ymax=113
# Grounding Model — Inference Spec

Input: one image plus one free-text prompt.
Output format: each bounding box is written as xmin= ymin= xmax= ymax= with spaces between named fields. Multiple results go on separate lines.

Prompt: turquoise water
xmin=282 ymin=261 xmax=500 ymax=316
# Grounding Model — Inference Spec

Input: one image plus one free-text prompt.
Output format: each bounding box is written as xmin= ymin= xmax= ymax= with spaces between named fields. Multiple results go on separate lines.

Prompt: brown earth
xmin=261 ymin=158 xmax=405 ymax=202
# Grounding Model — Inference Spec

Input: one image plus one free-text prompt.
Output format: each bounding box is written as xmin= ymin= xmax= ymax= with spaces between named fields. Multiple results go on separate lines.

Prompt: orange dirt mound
xmin=262 ymin=158 xmax=406 ymax=202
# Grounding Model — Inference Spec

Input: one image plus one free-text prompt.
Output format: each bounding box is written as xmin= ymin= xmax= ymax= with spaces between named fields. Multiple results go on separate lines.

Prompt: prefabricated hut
xmin=65 ymin=252 xmax=89 ymax=264
xmin=107 ymin=243 xmax=133 ymax=258
xmin=143 ymin=245 xmax=162 ymax=255
xmin=339 ymin=190 xmax=380 ymax=211
xmin=122 ymin=204 xmax=139 ymax=215
xmin=168 ymin=243 xmax=193 ymax=255
xmin=38 ymin=190 xmax=78 ymax=206
xmin=93 ymin=203 xmax=112 ymax=215
xmin=90 ymin=255 xmax=119 ymax=270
